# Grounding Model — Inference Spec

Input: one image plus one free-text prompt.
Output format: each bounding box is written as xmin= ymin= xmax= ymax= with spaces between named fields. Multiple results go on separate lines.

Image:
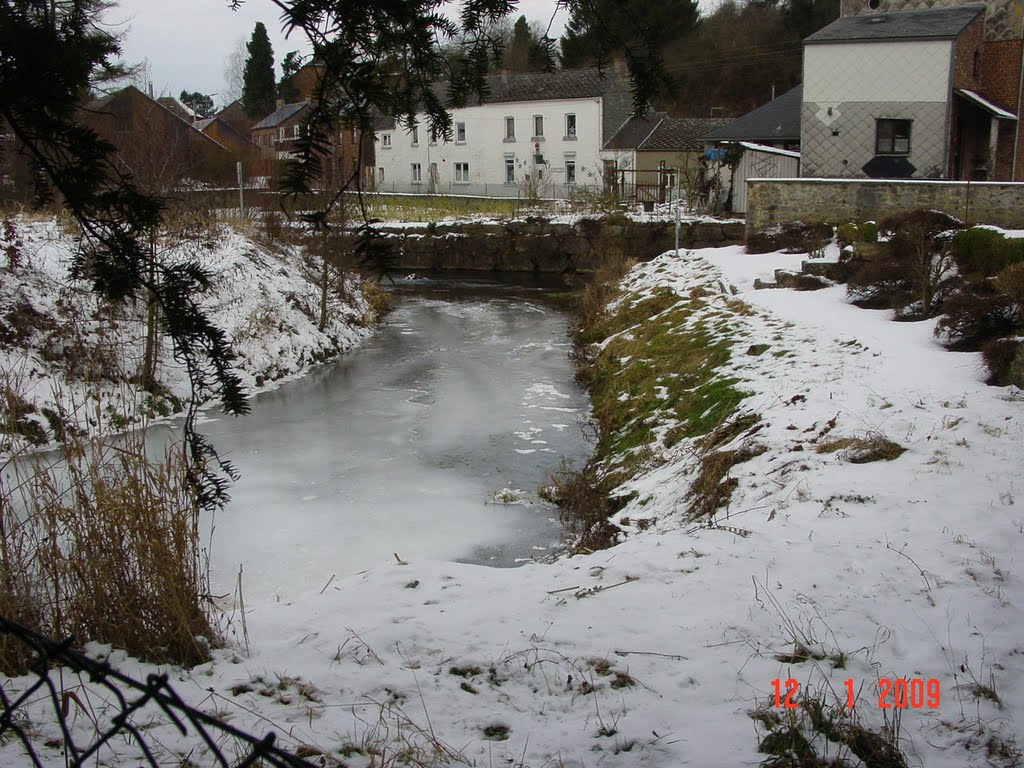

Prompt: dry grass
xmin=686 ymin=443 xmax=767 ymax=520
xmin=815 ymin=433 xmax=905 ymax=464
xmin=1 ymin=428 xmax=216 ymax=673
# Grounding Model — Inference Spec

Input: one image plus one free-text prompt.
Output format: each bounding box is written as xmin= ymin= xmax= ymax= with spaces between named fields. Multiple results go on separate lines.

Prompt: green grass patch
xmin=577 ymin=285 xmax=750 ymax=485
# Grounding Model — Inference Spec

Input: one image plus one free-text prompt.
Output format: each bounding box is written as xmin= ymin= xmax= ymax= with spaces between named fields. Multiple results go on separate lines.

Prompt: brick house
xmin=801 ymin=3 xmax=1020 ymax=180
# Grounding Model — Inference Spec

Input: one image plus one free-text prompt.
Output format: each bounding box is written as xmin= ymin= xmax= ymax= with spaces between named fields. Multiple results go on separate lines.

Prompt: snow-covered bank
xmin=0 ymin=216 xmax=379 ymax=453
xmin=2 ymin=244 xmax=1022 ymax=768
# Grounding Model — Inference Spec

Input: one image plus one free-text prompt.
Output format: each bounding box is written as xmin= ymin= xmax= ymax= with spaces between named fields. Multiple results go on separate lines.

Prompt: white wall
xmin=803 ymin=40 xmax=952 ymax=103
xmin=374 ymin=97 xmax=605 ymax=195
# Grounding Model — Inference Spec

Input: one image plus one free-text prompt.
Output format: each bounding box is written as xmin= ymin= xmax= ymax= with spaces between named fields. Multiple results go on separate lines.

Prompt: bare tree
xmin=222 ymin=36 xmax=246 ymax=105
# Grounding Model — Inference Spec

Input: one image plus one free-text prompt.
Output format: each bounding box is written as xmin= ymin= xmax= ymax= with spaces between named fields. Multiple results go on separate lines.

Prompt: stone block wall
xmin=746 ymin=178 xmax=1024 ymax=234
xmin=371 ymin=217 xmax=746 ymax=273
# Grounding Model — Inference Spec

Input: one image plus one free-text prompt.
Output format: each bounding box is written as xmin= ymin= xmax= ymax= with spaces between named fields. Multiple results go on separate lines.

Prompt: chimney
xmin=276 ymin=98 xmax=285 ymax=110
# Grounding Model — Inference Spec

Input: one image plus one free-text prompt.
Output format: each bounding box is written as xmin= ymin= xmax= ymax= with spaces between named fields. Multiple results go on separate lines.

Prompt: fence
xmin=0 ymin=615 xmax=319 ymax=768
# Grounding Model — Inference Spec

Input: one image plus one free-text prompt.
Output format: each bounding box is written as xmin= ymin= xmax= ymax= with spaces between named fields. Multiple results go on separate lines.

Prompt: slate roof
xmin=604 ymin=112 xmax=664 ymax=151
xmin=804 ymin=5 xmax=983 ymax=44
xmin=251 ymin=101 xmax=310 ymax=131
xmin=704 ymin=85 xmax=802 ymax=143
xmin=436 ymin=66 xmax=628 ymax=107
xmin=605 ymin=113 xmax=729 ymax=152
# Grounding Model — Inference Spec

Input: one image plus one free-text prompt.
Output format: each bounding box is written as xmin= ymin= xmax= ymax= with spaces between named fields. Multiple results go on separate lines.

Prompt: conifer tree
xmin=242 ymin=21 xmax=275 ymax=118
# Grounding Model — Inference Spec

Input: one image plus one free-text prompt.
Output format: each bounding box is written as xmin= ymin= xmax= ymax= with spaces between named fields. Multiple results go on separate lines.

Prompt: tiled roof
xmin=251 ymin=101 xmax=310 ymax=131
xmin=644 ymin=116 xmax=730 ymax=151
xmin=704 ymin=86 xmax=802 ymax=143
xmin=804 ymin=5 xmax=983 ymax=43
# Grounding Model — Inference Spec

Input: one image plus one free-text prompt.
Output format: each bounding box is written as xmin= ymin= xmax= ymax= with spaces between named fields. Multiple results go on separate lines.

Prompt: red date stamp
xmin=771 ymin=678 xmax=941 ymax=709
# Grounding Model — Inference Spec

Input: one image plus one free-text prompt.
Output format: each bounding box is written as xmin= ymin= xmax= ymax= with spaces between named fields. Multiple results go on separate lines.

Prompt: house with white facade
xmin=801 ymin=4 xmax=1019 ymax=180
xmin=372 ymin=67 xmax=633 ymax=197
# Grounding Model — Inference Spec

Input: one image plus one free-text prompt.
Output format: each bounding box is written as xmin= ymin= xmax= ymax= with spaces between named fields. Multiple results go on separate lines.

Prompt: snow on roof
xmin=732 ymin=141 xmax=801 ymax=158
xmin=955 ymin=89 xmax=1017 ymax=120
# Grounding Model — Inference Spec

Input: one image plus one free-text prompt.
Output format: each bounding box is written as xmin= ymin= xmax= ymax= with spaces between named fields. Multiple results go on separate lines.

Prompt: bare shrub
xmin=994 ymin=261 xmax=1024 ymax=325
xmin=545 ymin=462 xmax=620 ymax=552
xmin=0 ymin=428 xmax=216 ymax=674
xmin=746 ymin=222 xmax=832 ymax=255
xmin=936 ymin=282 xmax=1017 ymax=350
xmin=848 ymin=210 xmax=962 ymax=318
xmin=981 ymin=337 xmax=1024 ymax=387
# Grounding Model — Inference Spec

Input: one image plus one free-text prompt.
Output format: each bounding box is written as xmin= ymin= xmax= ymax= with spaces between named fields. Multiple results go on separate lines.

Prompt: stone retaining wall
xmin=746 ymin=179 xmax=1024 ymax=235
xmin=372 ymin=217 xmax=745 ymax=273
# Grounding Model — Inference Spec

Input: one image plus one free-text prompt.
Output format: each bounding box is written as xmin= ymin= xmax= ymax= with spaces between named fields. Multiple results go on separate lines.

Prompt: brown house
xmin=83 ymin=86 xmax=236 ymax=188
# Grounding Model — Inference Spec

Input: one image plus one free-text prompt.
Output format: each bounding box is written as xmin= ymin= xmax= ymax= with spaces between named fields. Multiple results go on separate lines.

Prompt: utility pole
xmin=237 ymin=161 xmax=245 ymax=219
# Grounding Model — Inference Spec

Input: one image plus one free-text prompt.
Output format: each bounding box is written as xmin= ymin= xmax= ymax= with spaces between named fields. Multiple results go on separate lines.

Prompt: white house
xmin=372 ymin=67 xmax=633 ymax=197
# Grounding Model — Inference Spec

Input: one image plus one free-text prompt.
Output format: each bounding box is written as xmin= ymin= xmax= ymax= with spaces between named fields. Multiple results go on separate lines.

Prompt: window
xmin=378 ymin=167 xmax=385 ymax=182
xmin=456 ymin=122 xmax=466 ymax=143
xmin=351 ymin=129 xmax=358 ymax=146
xmin=565 ymin=113 xmax=576 ymax=139
xmin=429 ymin=127 xmax=438 ymax=145
xmin=455 ymin=162 xmax=470 ymax=182
xmin=533 ymin=115 xmax=544 ymax=139
xmin=505 ymin=157 xmax=515 ymax=184
xmin=504 ymin=116 xmax=515 ymax=141
xmin=277 ymin=127 xmax=285 ymax=142
xmin=565 ymin=160 xmax=576 ymax=185
xmin=876 ymin=119 xmax=911 ymax=155
xmin=381 ymin=133 xmax=392 ymax=148
xmin=411 ymin=126 xmax=419 ymax=146
xmin=411 ymin=163 xmax=422 ymax=183
xmin=293 ymin=125 xmax=301 ymax=138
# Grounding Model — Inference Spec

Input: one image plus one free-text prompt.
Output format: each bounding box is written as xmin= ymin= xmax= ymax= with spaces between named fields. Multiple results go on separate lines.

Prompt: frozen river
xmin=200 ymin=274 xmax=592 ymax=601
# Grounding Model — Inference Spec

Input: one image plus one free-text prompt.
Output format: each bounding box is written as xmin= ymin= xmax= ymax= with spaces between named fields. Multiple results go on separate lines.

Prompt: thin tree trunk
xmin=141 ymin=229 xmax=159 ymax=389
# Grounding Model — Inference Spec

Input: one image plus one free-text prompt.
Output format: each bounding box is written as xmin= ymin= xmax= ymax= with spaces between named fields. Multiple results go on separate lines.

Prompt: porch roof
xmin=955 ymin=89 xmax=1017 ymax=120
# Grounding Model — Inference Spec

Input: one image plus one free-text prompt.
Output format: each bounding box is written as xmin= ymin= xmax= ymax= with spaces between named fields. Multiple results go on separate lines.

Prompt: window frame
xmin=455 ymin=122 xmax=466 ymax=144
xmin=532 ymin=114 xmax=544 ymax=140
xmin=504 ymin=156 xmax=515 ymax=184
xmin=504 ymin=116 xmax=515 ymax=142
xmin=875 ymin=119 xmax=912 ymax=156
xmin=565 ymin=159 xmax=577 ymax=185
xmin=411 ymin=163 xmax=422 ymax=183
xmin=454 ymin=161 xmax=470 ymax=183
xmin=381 ymin=132 xmax=392 ymax=148
xmin=565 ymin=113 xmax=577 ymax=140
xmin=411 ymin=126 xmax=419 ymax=146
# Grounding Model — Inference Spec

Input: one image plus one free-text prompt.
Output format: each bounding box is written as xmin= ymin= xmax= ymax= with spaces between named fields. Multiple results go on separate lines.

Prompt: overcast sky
xmin=107 ymin=1 xmax=569 ymax=109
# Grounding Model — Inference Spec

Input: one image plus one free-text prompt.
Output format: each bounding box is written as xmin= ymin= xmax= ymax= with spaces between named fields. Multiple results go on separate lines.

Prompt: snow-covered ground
xmin=2 ymin=239 xmax=1022 ymax=767
xmin=0 ymin=216 xmax=376 ymax=453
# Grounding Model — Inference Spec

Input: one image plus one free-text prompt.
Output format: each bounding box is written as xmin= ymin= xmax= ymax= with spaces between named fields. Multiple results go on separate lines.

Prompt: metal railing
xmin=0 ymin=616 xmax=319 ymax=768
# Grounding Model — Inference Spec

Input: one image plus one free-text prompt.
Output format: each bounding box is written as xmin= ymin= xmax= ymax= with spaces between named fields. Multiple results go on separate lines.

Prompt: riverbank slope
xmin=0 ymin=215 xmax=380 ymax=453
